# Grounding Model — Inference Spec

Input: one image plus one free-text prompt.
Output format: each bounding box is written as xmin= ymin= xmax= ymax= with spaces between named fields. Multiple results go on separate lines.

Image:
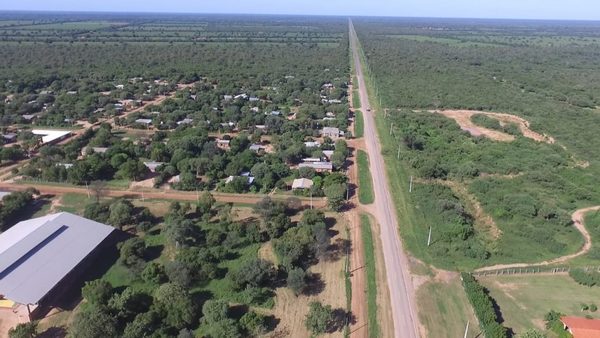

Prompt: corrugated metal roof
xmin=0 ymin=212 xmax=114 ymax=305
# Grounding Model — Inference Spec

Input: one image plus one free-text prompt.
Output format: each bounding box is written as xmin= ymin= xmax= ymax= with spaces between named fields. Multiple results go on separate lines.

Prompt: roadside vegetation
xmin=354 ymin=110 xmax=364 ymax=138
xmin=461 ymin=273 xmax=508 ymax=338
xmin=357 ymin=150 xmax=374 ymax=204
xmin=360 ymin=214 xmax=380 ymax=338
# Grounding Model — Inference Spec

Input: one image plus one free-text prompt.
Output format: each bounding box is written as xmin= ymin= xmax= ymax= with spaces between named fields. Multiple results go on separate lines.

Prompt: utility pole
xmin=409 ymin=176 xmax=413 ymax=193
xmin=463 ymin=321 xmax=470 ymax=338
xmin=310 ymin=191 xmax=313 ymax=210
xmin=389 ymin=122 xmax=394 ymax=135
xmin=427 ymin=226 xmax=432 ymax=247
xmin=85 ymin=181 xmax=90 ymax=198
xmin=397 ymin=144 xmax=401 ymax=160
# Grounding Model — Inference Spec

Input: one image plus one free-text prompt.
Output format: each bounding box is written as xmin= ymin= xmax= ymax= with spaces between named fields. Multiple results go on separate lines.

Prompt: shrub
xmin=461 ymin=273 xmax=508 ymax=338
xmin=569 ymin=268 xmax=600 ymax=287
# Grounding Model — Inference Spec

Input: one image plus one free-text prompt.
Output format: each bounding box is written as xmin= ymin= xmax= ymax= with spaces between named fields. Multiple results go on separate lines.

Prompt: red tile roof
xmin=561 ymin=316 xmax=600 ymax=338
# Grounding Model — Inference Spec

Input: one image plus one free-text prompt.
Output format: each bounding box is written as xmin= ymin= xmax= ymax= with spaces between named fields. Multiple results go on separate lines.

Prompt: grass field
xmin=479 ymin=275 xmax=600 ymax=335
xmin=357 ymin=150 xmax=374 ymax=204
xmin=360 ymin=214 xmax=380 ymax=338
xmin=354 ymin=110 xmax=364 ymax=138
xmin=353 ymin=89 xmax=361 ymax=108
xmin=416 ymin=275 xmax=479 ymax=337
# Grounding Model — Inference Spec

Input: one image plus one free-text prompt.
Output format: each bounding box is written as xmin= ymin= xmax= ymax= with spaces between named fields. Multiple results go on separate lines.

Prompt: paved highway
xmin=349 ymin=19 xmax=420 ymax=338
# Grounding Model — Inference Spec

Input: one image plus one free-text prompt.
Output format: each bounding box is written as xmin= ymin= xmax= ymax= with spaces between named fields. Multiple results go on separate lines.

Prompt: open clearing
xmin=416 ymin=271 xmax=478 ymax=338
xmin=479 ymin=274 xmax=600 ymax=335
xmin=259 ymin=212 xmax=348 ymax=338
xmin=434 ymin=109 xmax=555 ymax=143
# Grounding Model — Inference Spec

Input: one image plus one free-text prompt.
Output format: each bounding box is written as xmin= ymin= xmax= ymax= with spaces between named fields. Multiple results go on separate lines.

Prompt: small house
xmin=298 ymin=161 xmax=333 ymax=173
xmin=216 ymin=139 xmax=230 ymax=150
xmin=304 ymin=141 xmax=321 ymax=148
xmin=135 ymin=119 xmax=153 ymax=126
xmin=321 ymin=127 xmax=342 ymax=139
xmin=561 ymin=316 xmax=600 ymax=338
xmin=292 ymin=178 xmax=314 ymax=190
xmin=2 ymin=133 xmax=17 ymax=143
xmin=143 ymin=161 xmax=164 ymax=173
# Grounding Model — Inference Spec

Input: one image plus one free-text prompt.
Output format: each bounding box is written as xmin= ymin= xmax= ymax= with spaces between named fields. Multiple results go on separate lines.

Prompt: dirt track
xmin=435 ymin=109 xmax=555 ymax=144
xmin=476 ymin=205 xmax=599 ymax=272
xmin=350 ymin=20 xmax=420 ymax=338
xmin=0 ymin=182 xmax=327 ymax=208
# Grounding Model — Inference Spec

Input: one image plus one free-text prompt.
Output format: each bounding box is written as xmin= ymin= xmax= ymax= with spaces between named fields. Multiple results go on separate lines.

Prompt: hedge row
xmin=569 ymin=268 xmax=600 ymax=287
xmin=461 ymin=272 xmax=508 ymax=338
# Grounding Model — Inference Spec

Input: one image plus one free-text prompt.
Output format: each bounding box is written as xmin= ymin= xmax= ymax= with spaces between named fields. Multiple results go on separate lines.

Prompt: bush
xmin=461 ymin=273 xmax=508 ymax=338
xmin=569 ymin=268 xmax=600 ymax=287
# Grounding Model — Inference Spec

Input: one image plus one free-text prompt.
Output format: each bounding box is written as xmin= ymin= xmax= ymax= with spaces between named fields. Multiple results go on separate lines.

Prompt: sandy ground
xmin=476 ymin=205 xmax=599 ymax=272
xmin=434 ymin=109 xmax=555 ymax=144
xmin=350 ymin=21 xmax=420 ymax=338
xmin=0 ymin=306 xmax=29 ymax=338
xmin=260 ymin=214 xmax=348 ymax=338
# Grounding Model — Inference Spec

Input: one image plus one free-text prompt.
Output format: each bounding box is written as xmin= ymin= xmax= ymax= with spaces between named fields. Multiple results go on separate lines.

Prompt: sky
xmin=0 ymin=0 xmax=598 ymax=21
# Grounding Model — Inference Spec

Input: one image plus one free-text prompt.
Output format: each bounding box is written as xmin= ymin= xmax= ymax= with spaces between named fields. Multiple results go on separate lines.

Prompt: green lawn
xmin=57 ymin=193 xmax=94 ymax=215
xmin=479 ymin=275 xmax=600 ymax=335
xmin=357 ymin=150 xmax=374 ymax=205
xmin=354 ymin=110 xmax=364 ymax=138
xmin=360 ymin=214 xmax=380 ymax=338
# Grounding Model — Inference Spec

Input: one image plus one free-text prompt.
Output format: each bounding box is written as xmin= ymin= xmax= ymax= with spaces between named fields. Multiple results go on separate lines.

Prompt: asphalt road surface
xmin=349 ymin=19 xmax=420 ymax=338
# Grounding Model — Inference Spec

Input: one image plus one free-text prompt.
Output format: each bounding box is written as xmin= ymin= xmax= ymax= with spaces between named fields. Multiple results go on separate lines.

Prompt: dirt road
xmin=0 ymin=182 xmax=327 ymax=208
xmin=476 ymin=205 xmax=599 ymax=272
xmin=349 ymin=20 xmax=420 ymax=338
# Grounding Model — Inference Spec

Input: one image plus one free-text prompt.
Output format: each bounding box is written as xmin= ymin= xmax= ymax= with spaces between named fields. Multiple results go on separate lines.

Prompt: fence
xmin=473 ymin=266 xmax=600 ymax=277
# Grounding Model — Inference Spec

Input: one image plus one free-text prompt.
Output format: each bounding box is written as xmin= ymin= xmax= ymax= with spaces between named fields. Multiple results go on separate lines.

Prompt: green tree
xmin=202 ymin=299 xmax=229 ymax=323
xmin=70 ymin=306 xmax=118 ymax=338
xmin=141 ymin=261 xmax=167 ymax=285
xmin=118 ymin=237 xmax=146 ymax=273
xmin=240 ymin=311 xmax=268 ymax=336
xmin=8 ymin=322 xmax=38 ymax=338
xmin=228 ymin=259 xmax=275 ymax=291
xmin=154 ymin=283 xmax=197 ymax=329
xmin=287 ymin=267 xmax=307 ymax=296
xmin=107 ymin=199 xmax=134 ymax=229
xmin=197 ymin=191 xmax=216 ymax=214
xmin=305 ymin=301 xmax=334 ymax=335
xmin=122 ymin=310 xmax=161 ymax=338
xmin=81 ymin=279 xmax=113 ymax=307
xmin=324 ymin=183 xmax=347 ymax=211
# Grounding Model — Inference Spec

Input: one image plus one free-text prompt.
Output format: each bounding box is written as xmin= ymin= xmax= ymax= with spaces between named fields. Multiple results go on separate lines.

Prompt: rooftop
xmin=31 ymin=130 xmax=72 ymax=145
xmin=561 ymin=316 xmax=600 ymax=338
xmin=0 ymin=212 xmax=114 ymax=305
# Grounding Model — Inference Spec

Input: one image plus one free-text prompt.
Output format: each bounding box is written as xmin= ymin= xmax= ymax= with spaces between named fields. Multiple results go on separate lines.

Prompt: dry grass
xmin=479 ymin=274 xmax=600 ymax=335
xmin=259 ymin=212 xmax=348 ymax=338
xmin=416 ymin=273 xmax=479 ymax=338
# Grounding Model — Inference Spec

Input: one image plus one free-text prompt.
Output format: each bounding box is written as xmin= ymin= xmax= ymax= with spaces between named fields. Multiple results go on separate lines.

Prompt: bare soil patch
xmin=434 ymin=110 xmax=555 ymax=144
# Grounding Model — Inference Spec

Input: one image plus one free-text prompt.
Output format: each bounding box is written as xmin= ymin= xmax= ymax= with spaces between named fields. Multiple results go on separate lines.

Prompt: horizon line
xmin=0 ymin=9 xmax=599 ymax=23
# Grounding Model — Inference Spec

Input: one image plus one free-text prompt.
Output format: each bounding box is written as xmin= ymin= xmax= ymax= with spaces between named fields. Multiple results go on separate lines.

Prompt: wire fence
xmin=473 ymin=265 xmax=600 ymax=277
